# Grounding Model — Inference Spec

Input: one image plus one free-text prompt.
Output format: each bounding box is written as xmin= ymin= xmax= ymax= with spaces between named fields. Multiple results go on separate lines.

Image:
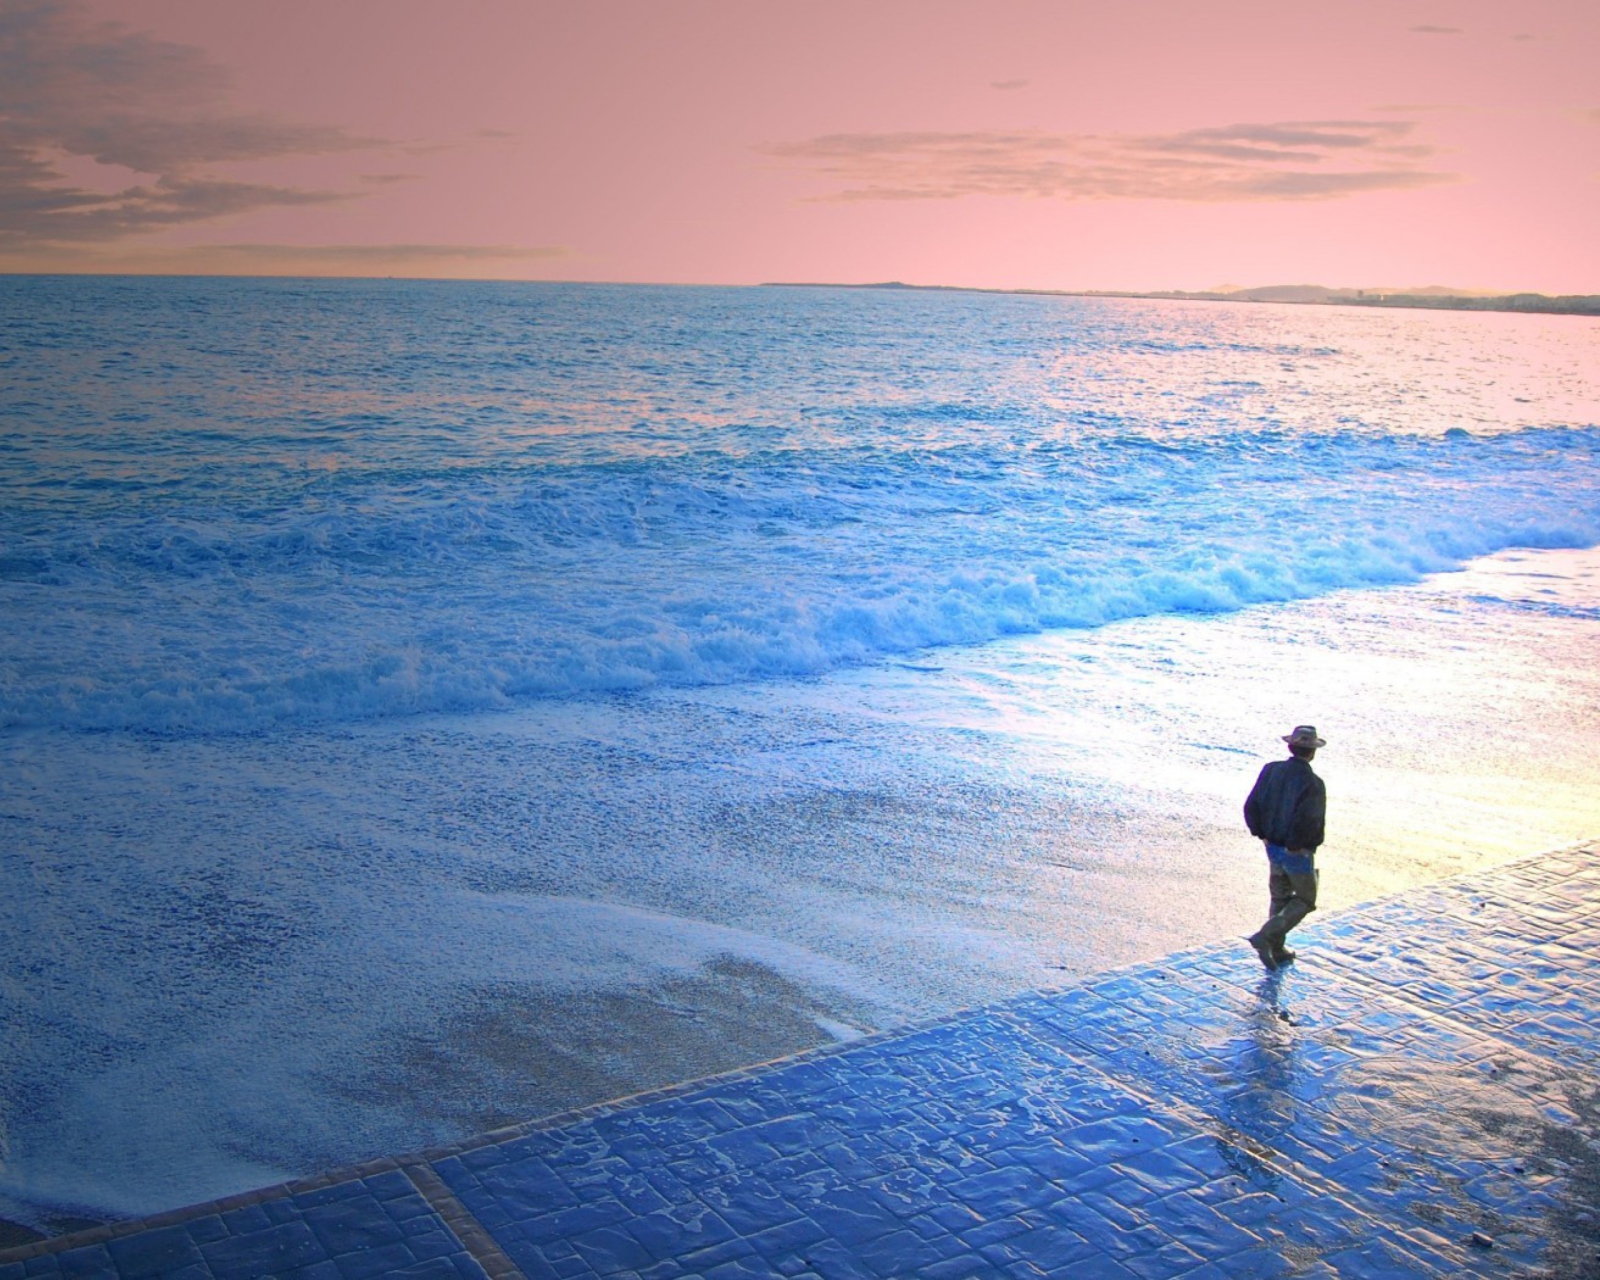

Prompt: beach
xmin=2 ymin=278 xmax=1597 ymax=1234
xmin=4 ymin=544 xmax=1596 ymax=1235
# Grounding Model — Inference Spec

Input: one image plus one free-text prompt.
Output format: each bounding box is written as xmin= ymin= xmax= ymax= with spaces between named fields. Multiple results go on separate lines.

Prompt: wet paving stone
xmin=0 ymin=1172 xmax=495 ymax=1280
xmin=4 ymin=843 xmax=1597 ymax=1278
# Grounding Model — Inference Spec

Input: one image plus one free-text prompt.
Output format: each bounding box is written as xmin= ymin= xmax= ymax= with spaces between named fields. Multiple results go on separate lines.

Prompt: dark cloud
xmin=764 ymin=120 xmax=1454 ymax=203
xmin=0 ymin=148 xmax=340 ymax=241
xmin=1409 ymin=24 xmax=1463 ymax=34
xmin=0 ymin=0 xmax=380 ymax=246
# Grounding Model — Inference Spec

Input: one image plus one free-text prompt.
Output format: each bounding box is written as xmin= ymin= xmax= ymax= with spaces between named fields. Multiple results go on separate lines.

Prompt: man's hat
xmin=1283 ymin=725 xmax=1326 ymax=749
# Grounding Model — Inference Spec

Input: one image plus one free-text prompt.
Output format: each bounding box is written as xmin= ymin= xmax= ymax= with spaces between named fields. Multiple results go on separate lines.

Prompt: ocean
xmin=2 ymin=276 xmax=1598 ymax=1233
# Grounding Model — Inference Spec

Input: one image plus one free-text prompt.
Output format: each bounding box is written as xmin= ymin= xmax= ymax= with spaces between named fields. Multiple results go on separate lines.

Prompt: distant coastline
xmin=763 ymin=280 xmax=1600 ymax=318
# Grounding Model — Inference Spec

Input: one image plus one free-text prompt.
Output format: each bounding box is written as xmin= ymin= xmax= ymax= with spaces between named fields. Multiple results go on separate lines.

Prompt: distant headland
xmin=762 ymin=280 xmax=1600 ymax=317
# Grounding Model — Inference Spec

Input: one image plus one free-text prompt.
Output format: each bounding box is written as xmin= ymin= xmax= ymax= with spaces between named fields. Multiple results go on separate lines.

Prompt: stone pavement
xmin=5 ymin=843 xmax=1598 ymax=1279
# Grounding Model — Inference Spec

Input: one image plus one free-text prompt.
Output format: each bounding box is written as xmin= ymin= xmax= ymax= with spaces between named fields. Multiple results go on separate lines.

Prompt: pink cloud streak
xmin=767 ymin=121 xmax=1453 ymax=203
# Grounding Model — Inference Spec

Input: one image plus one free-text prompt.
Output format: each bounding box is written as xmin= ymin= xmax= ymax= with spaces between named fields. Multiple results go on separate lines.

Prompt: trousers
xmin=1261 ymin=845 xmax=1319 ymax=947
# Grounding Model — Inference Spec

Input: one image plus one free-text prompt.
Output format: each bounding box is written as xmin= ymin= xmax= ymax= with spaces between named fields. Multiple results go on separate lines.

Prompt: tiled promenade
xmin=6 ymin=844 xmax=1598 ymax=1279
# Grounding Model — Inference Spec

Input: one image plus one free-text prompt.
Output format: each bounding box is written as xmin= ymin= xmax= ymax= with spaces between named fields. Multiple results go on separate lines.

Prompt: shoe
xmin=1246 ymin=932 xmax=1279 ymax=971
xmin=1273 ymin=947 xmax=1297 ymax=965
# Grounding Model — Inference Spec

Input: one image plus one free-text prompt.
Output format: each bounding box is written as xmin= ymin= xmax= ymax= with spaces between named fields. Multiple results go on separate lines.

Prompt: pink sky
xmin=3 ymin=0 xmax=1598 ymax=291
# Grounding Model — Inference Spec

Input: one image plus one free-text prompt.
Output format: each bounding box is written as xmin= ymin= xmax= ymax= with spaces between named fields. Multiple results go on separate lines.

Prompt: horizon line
xmin=3 ymin=269 xmax=1597 ymax=310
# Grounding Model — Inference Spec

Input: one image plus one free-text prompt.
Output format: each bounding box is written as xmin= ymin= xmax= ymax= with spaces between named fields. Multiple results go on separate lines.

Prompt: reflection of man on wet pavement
xmin=1244 ymin=725 xmax=1327 ymax=970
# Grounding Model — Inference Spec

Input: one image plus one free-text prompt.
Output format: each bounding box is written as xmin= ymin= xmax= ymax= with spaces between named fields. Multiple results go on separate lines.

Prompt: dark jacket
xmin=1244 ymin=756 xmax=1325 ymax=851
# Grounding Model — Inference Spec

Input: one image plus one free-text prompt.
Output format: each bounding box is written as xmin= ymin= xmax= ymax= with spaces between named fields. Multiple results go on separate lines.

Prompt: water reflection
xmin=1214 ymin=972 xmax=1299 ymax=1190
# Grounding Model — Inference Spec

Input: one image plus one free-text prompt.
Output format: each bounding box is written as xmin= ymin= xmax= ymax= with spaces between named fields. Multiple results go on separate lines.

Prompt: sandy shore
xmin=4 ymin=546 xmax=1597 ymax=1232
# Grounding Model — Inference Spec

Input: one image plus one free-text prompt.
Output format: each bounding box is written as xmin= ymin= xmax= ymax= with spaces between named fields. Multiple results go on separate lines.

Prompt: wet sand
xmin=4 ymin=547 xmax=1597 ymax=1231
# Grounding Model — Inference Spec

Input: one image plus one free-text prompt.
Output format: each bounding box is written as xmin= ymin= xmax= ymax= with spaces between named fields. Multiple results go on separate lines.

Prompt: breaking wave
xmin=1 ymin=277 xmax=1596 ymax=734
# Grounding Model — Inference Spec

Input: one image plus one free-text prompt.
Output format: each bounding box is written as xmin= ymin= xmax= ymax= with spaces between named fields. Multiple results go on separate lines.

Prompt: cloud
xmin=764 ymin=120 xmax=1454 ymax=203
xmin=1409 ymin=24 xmax=1463 ymax=34
xmin=990 ymin=79 xmax=1028 ymax=91
xmin=0 ymin=240 xmax=569 ymax=277
xmin=0 ymin=0 xmax=380 ymax=246
xmin=198 ymin=243 xmax=568 ymax=266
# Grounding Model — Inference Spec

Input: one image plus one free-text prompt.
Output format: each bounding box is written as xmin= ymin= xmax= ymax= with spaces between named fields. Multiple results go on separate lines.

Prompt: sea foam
xmin=1 ymin=278 xmax=1596 ymax=734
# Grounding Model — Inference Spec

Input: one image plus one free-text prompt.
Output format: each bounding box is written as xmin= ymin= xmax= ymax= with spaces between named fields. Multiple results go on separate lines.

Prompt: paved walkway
xmin=5 ymin=844 xmax=1598 ymax=1279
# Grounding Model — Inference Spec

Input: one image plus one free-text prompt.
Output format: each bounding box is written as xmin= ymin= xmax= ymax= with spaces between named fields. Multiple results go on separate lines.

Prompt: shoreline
xmin=5 ymin=545 xmax=1599 ymax=1232
xmin=5 ymin=839 xmax=1594 ymax=1266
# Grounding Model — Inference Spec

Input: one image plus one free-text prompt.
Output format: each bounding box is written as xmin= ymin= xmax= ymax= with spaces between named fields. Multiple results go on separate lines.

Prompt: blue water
xmin=3 ymin=277 xmax=1597 ymax=734
xmin=4 ymin=277 xmax=1600 ymax=1231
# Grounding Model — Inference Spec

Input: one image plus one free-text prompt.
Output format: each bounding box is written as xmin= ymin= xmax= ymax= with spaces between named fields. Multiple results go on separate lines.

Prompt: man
xmin=1243 ymin=725 xmax=1327 ymax=971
